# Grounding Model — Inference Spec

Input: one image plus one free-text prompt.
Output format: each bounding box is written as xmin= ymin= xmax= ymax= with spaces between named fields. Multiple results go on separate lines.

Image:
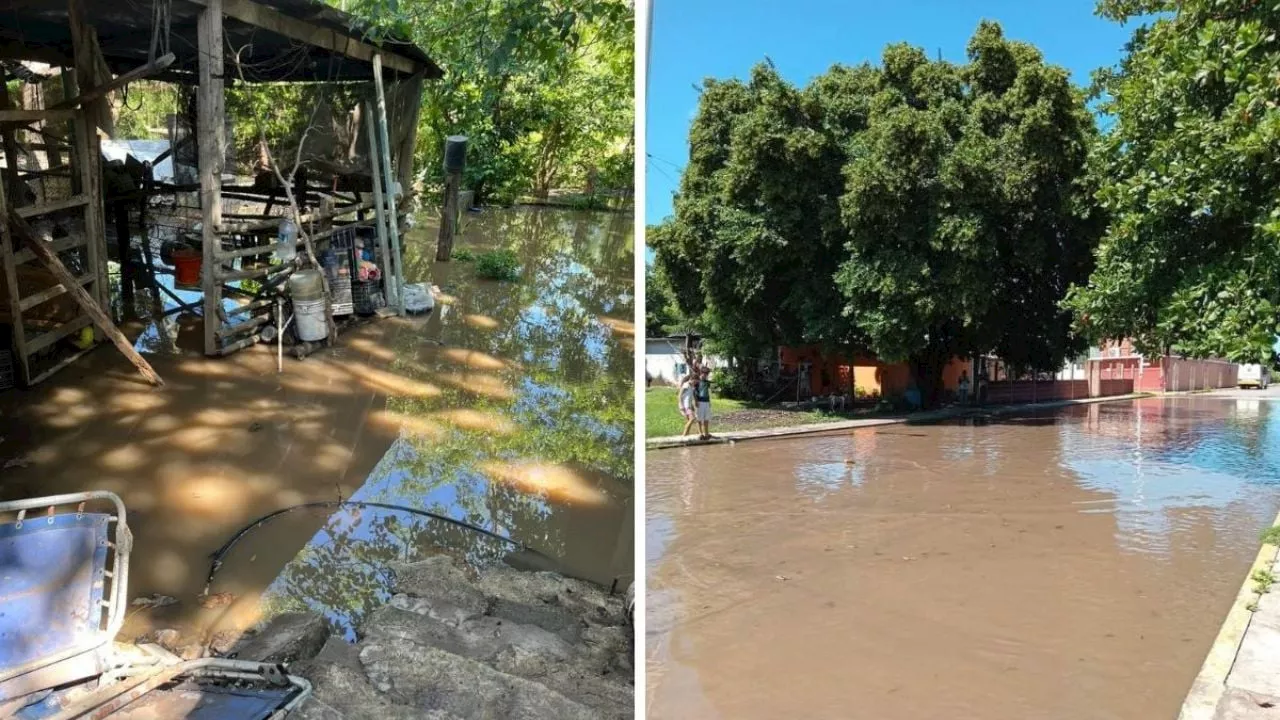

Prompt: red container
xmin=173 ymin=249 xmax=202 ymax=285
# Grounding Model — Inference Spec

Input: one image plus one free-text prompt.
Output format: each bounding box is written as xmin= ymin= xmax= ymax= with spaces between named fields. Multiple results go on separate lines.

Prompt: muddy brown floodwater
xmin=0 ymin=205 xmax=634 ymax=646
xmin=647 ymin=397 xmax=1280 ymax=720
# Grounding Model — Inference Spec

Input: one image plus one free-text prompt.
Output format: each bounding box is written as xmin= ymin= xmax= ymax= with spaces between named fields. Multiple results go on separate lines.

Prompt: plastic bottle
xmin=276 ymin=218 xmax=298 ymax=263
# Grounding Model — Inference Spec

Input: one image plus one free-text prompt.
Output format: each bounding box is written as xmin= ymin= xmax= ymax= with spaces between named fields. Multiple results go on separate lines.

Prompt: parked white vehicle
xmin=1238 ymin=364 xmax=1271 ymax=389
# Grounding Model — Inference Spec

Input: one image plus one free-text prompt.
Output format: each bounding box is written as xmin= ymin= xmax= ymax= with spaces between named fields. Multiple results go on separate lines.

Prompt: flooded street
xmin=647 ymin=397 xmax=1280 ymax=719
xmin=0 ymin=206 xmax=634 ymax=644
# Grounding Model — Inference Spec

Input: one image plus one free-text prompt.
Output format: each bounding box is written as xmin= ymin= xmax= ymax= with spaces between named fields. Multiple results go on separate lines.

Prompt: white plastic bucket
xmin=294 ymin=297 xmax=328 ymax=342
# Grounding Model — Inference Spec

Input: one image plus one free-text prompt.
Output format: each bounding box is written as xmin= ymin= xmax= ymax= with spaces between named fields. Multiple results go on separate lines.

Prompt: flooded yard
xmin=0 ymin=205 xmax=634 ymax=645
xmin=646 ymin=397 xmax=1280 ymax=719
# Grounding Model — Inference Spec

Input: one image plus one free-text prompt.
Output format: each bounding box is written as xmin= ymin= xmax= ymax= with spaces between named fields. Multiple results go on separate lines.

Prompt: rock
xmin=176 ymin=643 xmax=206 ymax=661
xmin=359 ymin=641 xmax=601 ymax=720
xmin=365 ymin=603 xmax=574 ymax=665
xmin=292 ymin=656 xmax=458 ymax=720
xmin=207 ymin=629 xmax=240 ymax=655
xmin=233 ymin=612 xmax=328 ymax=664
xmin=391 ymin=555 xmax=487 ymax=623
xmin=474 ymin=565 xmax=622 ymax=643
xmin=142 ymin=628 xmax=183 ymax=653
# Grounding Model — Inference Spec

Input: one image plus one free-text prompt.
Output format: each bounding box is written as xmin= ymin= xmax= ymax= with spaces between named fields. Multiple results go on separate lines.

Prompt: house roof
xmin=0 ymin=0 xmax=442 ymax=83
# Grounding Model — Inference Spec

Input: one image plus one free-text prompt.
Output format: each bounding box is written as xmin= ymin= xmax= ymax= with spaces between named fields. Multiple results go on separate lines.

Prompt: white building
xmin=645 ymin=335 xmax=718 ymax=386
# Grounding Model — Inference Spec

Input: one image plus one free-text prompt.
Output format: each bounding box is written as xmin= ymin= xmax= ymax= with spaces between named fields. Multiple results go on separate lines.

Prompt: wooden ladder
xmin=0 ymin=107 xmax=109 ymax=386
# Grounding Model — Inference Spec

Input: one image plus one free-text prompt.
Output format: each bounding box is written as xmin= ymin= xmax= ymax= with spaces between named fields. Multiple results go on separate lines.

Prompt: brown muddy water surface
xmin=647 ymin=397 xmax=1280 ymax=719
xmin=0 ymin=206 xmax=633 ymax=645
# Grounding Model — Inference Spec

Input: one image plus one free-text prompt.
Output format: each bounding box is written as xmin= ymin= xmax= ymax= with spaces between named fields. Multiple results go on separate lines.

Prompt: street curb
xmin=644 ymin=393 xmax=1153 ymax=450
xmin=1177 ymin=512 xmax=1280 ymax=720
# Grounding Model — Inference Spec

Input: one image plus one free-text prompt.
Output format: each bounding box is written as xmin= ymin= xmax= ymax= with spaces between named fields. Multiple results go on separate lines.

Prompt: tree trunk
xmin=910 ymin=353 xmax=946 ymax=410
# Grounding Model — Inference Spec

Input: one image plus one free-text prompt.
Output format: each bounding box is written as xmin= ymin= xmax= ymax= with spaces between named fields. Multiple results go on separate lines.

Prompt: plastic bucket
xmin=294 ymin=297 xmax=328 ymax=342
xmin=288 ymin=269 xmax=325 ymax=301
xmin=173 ymin=249 xmax=202 ymax=285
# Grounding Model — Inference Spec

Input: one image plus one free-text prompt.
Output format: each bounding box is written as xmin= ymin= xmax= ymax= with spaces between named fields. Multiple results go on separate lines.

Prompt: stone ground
xmin=226 ymin=555 xmax=634 ymax=719
xmin=1209 ymin=566 xmax=1280 ymax=719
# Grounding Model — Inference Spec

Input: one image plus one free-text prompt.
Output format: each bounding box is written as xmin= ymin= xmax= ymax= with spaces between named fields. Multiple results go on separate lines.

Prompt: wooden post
xmin=364 ymin=102 xmax=394 ymax=308
xmin=0 ymin=84 xmax=23 ymax=208
xmin=0 ymin=153 xmax=27 ymax=384
xmin=437 ymin=171 xmax=459 ymax=261
xmin=197 ymin=0 xmax=226 ymax=355
xmin=114 ymin=201 xmax=133 ymax=313
xmin=9 ymin=213 xmax=163 ymax=386
xmin=372 ymin=54 xmax=405 ymax=316
xmin=437 ymin=134 xmax=467 ymax=262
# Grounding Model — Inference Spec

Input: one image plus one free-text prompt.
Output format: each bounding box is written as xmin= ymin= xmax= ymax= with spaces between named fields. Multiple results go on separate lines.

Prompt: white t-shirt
xmin=678 ymin=381 xmax=694 ymax=410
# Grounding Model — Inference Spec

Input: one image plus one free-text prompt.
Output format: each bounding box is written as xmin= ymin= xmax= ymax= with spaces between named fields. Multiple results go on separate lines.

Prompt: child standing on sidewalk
xmin=695 ymin=367 xmax=713 ymax=440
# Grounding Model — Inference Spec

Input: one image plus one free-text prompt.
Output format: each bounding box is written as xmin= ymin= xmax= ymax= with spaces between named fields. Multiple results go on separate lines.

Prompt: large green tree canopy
xmin=653 ymin=22 xmax=1100 ymax=402
xmin=345 ymin=0 xmax=634 ymax=204
xmin=1064 ymin=0 xmax=1280 ymax=363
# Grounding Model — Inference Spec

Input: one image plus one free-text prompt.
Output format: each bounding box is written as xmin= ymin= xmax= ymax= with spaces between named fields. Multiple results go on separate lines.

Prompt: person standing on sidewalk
xmin=678 ymin=367 xmax=698 ymax=437
xmin=695 ymin=367 xmax=713 ymax=440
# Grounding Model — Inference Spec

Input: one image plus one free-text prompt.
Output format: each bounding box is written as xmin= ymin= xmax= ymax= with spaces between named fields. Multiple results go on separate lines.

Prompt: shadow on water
xmin=244 ymin=206 xmax=636 ymax=638
xmin=0 ymin=205 xmax=634 ymax=645
xmin=646 ymin=395 xmax=1280 ymax=720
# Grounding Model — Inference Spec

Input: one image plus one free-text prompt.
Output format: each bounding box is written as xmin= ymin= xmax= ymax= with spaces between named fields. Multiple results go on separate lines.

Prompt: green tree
xmin=655 ymin=24 xmax=1100 ymax=406
xmin=1064 ymin=0 xmax=1280 ymax=363
xmin=644 ymin=258 xmax=680 ymax=337
xmin=342 ymin=0 xmax=633 ymax=204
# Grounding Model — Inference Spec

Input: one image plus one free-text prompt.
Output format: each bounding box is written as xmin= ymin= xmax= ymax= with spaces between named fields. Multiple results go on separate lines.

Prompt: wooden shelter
xmin=0 ymin=0 xmax=439 ymax=384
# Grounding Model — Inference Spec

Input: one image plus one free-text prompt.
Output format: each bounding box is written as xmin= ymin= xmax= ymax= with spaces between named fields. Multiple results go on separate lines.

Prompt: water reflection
xmin=647 ymin=396 xmax=1280 ymax=720
xmin=256 ymin=207 xmax=634 ymax=637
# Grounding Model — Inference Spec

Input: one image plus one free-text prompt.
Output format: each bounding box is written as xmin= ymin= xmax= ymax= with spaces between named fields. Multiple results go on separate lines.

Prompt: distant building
xmin=1078 ymin=338 xmax=1238 ymax=392
xmin=645 ymin=335 xmax=717 ymax=386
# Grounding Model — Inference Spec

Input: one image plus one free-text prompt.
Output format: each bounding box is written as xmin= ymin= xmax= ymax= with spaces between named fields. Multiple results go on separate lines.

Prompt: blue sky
xmin=645 ymin=0 xmax=1140 ymax=231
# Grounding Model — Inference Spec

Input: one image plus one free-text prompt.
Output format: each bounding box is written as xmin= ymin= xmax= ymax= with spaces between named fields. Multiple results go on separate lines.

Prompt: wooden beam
xmin=0 ymin=109 xmax=79 ymax=124
xmin=217 ymin=0 xmax=421 ymax=74
xmin=50 ymin=53 xmax=175 ymax=111
xmin=372 ymin=54 xmax=405 ymax=316
xmin=197 ymin=0 xmax=226 ymax=356
xmin=8 ymin=212 xmax=163 ymax=386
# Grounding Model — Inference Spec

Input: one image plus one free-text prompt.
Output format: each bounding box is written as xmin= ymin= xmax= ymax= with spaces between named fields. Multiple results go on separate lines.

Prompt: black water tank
xmin=443 ymin=135 xmax=468 ymax=173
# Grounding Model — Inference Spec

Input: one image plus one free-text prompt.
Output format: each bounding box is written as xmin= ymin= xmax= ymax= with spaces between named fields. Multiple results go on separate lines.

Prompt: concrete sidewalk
xmin=646 ymin=393 xmax=1152 ymax=449
xmin=1179 ymin=517 xmax=1280 ymax=720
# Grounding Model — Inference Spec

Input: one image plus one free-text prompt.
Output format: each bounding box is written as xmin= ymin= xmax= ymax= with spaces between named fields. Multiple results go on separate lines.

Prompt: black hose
xmin=203 ymin=500 xmax=546 ymax=594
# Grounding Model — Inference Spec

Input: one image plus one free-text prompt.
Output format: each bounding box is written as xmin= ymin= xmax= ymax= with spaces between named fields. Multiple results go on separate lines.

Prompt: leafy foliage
xmin=1064 ymin=0 xmax=1280 ymax=363
xmin=475 ymin=249 xmax=520 ymax=281
xmin=654 ymin=24 xmax=1101 ymax=405
xmin=341 ymin=0 xmax=634 ymax=204
xmin=644 ymin=258 xmax=682 ymax=336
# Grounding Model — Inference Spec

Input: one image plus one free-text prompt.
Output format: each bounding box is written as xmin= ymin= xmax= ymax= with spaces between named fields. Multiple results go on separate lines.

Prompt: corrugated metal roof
xmin=0 ymin=0 xmax=441 ymax=83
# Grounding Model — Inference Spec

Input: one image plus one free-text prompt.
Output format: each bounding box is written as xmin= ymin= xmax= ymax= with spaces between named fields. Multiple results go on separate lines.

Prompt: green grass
xmin=451 ymin=248 xmax=476 ymax=261
xmin=645 ymin=386 xmax=881 ymax=438
xmin=646 ymin=387 xmax=749 ymax=437
xmin=1262 ymin=525 xmax=1280 ymax=547
xmin=475 ymin=249 xmax=520 ymax=281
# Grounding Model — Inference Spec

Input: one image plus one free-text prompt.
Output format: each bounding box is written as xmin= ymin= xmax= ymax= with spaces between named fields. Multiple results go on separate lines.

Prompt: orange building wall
xmin=776 ymin=345 xmax=971 ymax=398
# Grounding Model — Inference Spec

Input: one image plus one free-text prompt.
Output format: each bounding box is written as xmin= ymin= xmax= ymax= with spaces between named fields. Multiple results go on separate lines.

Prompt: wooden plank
xmin=226 ymin=297 xmax=274 ymax=317
xmin=0 ymin=109 xmax=79 ymax=124
xmin=215 ymin=242 xmax=278 ymax=261
xmin=0 ymin=83 xmax=22 ymax=209
xmin=26 ymin=345 xmax=95 ymax=387
xmin=15 ymin=195 xmax=89 ymax=219
xmin=198 ymin=0 xmax=226 ymax=356
xmin=364 ymin=102 xmax=393 ymax=309
xmin=24 ymin=314 xmax=93 ymax=355
xmin=215 ymin=313 xmax=269 ymax=339
xmin=214 ymin=263 xmax=287 ymax=283
xmin=372 ymin=55 xmax=405 ymax=315
xmin=9 ymin=213 xmax=163 ymax=386
xmin=74 ymin=116 xmax=109 ymax=319
xmin=396 ymin=73 xmax=426 ymax=192
xmin=14 ymin=234 xmax=87 ymax=265
xmin=19 ymin=272 xmax=94 ymax=312
xmin=215 ymin=200 xmax=373 ymax=233
xmin=215 ymin=0 xmax=421 ymax=74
